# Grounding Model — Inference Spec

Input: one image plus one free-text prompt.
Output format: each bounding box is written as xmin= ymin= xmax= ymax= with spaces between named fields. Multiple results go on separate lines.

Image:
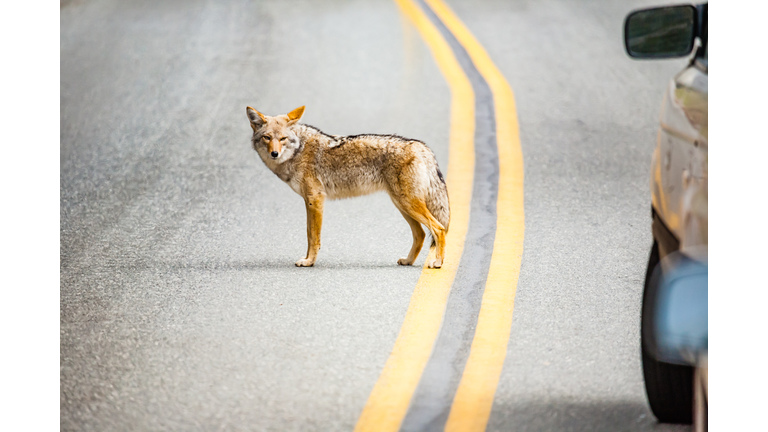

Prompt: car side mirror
xmin=624 ymin=5 xmax=697 ymax=59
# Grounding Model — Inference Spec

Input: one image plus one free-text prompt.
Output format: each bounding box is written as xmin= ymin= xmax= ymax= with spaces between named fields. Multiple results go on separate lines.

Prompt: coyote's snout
xmin=246 ymin=106 xmax=450 ymax=268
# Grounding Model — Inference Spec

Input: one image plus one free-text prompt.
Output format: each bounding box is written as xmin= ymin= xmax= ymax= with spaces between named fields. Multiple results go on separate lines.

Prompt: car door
xmin=652 ymin=53 xmax=707 ymax=252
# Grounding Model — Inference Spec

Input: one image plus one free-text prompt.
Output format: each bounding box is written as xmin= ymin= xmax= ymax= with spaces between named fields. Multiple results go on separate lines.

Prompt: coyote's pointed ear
xmin=246 ymin=106 xmax=267 ymax=130
xmin=286 ymin=106 xmax=305 ymax=125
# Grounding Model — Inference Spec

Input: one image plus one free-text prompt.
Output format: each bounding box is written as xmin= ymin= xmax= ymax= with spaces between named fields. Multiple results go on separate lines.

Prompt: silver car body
xmin=652 ymin=55 xmax=708 ymax=261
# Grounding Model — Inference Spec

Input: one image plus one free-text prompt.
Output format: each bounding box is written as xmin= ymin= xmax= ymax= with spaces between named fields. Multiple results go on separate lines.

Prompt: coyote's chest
xmin=270 ymin=166 xmax=303 ymax=196
xmin=285 ymin=176 xmax=303 ymax=196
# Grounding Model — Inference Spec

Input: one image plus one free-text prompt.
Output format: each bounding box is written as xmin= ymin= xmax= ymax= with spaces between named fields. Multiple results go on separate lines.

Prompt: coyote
xmin=246 ymin=106 xmax=450 ymax=268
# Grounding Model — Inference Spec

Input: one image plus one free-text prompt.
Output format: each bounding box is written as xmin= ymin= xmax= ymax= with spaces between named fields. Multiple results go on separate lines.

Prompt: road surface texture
xmin=61 ymin=0 xmax=690 ymax=430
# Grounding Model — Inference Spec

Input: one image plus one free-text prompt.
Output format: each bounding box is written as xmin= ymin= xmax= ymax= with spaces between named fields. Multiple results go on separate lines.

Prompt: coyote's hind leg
xmin=400 ymin=199 xmax=445 ymax=269
xmin=396 ymin=209 xmax=425 ymax=266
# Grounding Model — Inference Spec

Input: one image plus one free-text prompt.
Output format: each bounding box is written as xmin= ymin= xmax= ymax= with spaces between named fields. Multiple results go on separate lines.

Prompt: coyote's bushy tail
xmin=426 ymin=164 xmax=450 ymax=247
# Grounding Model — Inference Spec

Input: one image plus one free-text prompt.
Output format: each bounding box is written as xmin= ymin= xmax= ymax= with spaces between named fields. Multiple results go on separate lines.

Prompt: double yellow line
xmin=355 ymin=0 xmax=524 ymax=430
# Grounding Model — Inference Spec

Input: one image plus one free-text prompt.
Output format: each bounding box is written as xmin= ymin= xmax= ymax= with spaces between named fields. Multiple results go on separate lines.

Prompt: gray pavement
xmin=442 ymin=0 xmax=690 ymax=430
xmin=61 ymin=0 xmax=691 ymax=430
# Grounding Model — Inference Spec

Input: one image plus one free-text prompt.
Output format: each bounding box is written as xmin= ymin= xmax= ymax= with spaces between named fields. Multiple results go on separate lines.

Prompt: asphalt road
xmin=61 ymin=0 xmax=690 ymax=430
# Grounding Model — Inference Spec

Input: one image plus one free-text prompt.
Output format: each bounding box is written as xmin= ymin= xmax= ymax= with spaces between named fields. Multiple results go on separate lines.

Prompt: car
xmin=623 ymin=3 xmax=708 ymax=429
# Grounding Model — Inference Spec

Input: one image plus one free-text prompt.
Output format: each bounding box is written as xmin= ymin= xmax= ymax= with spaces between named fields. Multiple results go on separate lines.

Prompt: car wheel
xmin=641 ymin=240 xmax=694 ymax=424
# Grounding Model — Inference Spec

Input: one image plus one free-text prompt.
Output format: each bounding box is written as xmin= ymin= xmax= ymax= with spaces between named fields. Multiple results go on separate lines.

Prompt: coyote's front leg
xmin=296 ymin=193 xmax=324 ymax=267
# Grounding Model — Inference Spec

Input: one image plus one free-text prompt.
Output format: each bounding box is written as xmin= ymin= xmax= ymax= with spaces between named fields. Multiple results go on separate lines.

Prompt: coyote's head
xmin=246 ymin=106 xmax=305 ymax=162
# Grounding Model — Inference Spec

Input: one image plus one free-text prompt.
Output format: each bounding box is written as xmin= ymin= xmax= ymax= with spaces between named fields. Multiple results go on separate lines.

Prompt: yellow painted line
xmin=423 ymin=1 xmax=526 ymax=431
xmin=353 ymin=0 xmax=475 ymax=430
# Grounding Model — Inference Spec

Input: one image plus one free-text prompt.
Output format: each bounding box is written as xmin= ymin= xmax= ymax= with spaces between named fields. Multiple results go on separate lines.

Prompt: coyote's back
xmin=307 ymin=130 xmax=449 ymax=231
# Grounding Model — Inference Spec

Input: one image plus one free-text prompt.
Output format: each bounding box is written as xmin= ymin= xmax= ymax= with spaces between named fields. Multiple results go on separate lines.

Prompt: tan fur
xmin=246 ymin=106 xmax=450 ymax=268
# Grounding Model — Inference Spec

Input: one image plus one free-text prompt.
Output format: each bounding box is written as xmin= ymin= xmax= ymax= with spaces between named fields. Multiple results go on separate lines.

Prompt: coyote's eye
xmin=279 ymin=137 xmax=287 ymax=142
xmin=262 ymin=136 xmax=271 ymax=141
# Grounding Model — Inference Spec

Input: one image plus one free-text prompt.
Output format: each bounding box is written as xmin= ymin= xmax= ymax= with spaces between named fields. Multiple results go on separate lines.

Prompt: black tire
xmin=641 ymin=240 xmax=694 ymax=424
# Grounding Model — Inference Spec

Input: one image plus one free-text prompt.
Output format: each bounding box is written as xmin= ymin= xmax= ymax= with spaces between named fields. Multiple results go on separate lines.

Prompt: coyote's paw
xmin=295 ymin=258 xmax=315 ymax=267
xmin=427 ymin=258 xmax=443 ymax=269
xmin=397 ymin=257 xmax=414 ymax=266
